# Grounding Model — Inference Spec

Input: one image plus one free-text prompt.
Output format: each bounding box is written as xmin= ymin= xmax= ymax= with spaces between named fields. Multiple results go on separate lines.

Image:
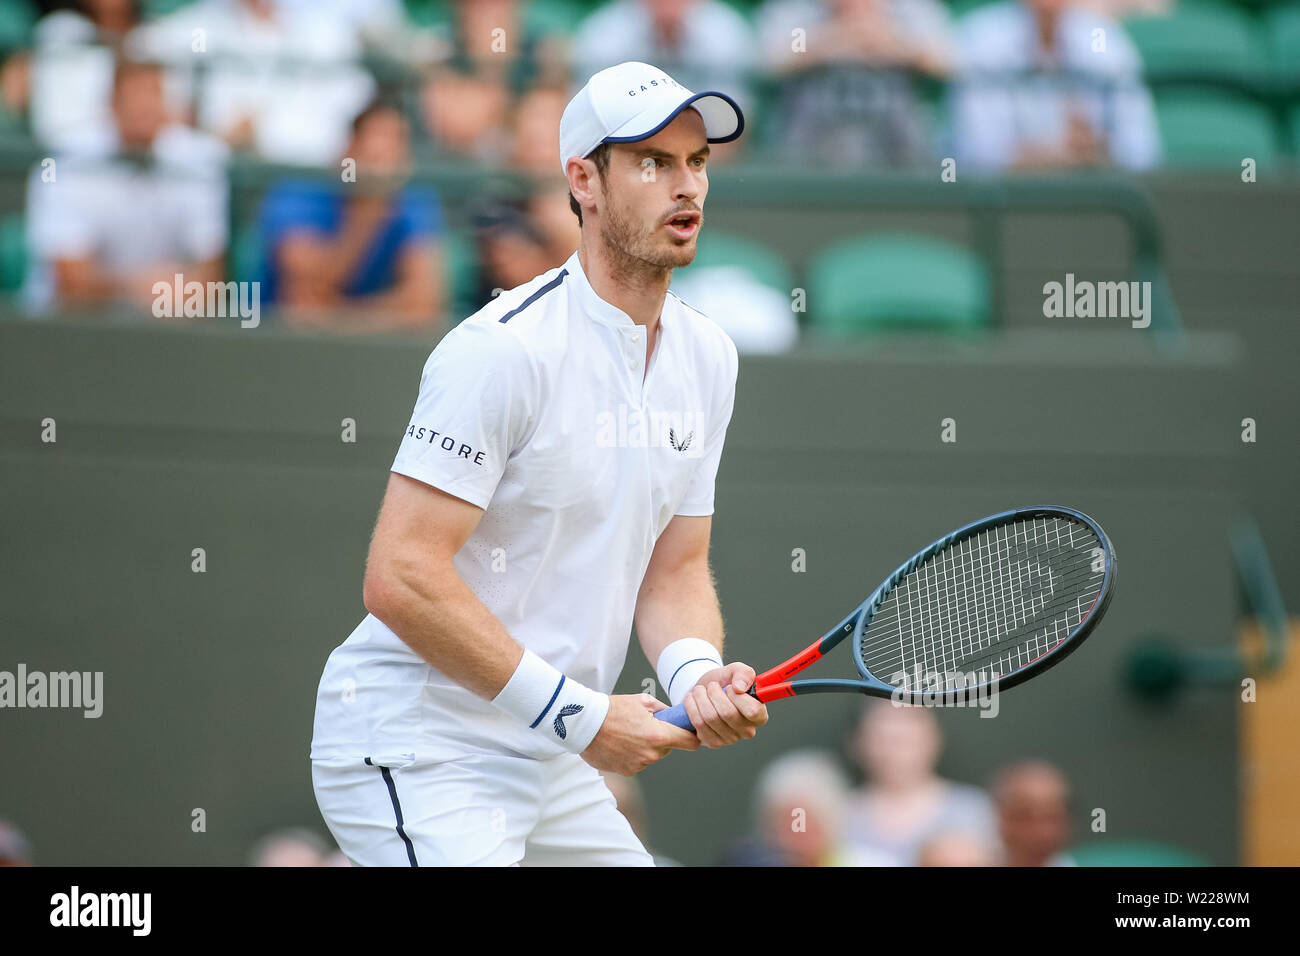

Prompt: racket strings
xmin=858 ymin=516 xmax=1106 ymax=687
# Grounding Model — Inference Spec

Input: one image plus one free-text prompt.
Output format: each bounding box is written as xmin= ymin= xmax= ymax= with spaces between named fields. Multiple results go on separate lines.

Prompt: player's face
xmin=599 ymin=109 xmax=709 ymax=271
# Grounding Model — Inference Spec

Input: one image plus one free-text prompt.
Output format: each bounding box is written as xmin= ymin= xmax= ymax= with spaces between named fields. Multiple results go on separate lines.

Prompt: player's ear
xmin=566 ymin=156 xmax=599 ymax=218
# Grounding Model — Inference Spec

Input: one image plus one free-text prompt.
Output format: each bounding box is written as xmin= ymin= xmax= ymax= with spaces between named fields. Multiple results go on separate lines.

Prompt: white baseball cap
xmin=559 ymin=61 xmax=744 ymax=175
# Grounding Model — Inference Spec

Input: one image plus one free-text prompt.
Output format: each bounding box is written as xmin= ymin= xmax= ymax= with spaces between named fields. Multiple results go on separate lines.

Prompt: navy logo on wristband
xmin=553 ymin=704 xmax=584 ymax=740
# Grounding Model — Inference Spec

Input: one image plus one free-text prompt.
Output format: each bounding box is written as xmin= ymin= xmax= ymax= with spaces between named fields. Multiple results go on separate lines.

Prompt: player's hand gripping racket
xmin=654 ymin=506 xmax=1117 ymax=731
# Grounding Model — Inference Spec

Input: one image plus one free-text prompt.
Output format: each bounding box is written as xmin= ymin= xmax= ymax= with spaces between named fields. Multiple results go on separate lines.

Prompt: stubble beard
xmin=598 ymin=180 xmax=699 ymax=289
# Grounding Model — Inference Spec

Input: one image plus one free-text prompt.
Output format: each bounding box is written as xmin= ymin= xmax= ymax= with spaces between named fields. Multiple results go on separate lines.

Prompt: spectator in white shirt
xmin=756 ymin=0 xmax=956 ymax=167
xmin=842 ymin=700 xmax=1000 ymax=866
xmin=25 ymin=59 xmax=229 ymax=317
xmin=26 ymin=0 xmax=143 ymax=150
xmin=572 ymin=0 xmax=755 ymax=151
xmin=951 ymin=0 xmax=1160 ymax=172
xmin=127 ymin=0 xmax=374 ymax=166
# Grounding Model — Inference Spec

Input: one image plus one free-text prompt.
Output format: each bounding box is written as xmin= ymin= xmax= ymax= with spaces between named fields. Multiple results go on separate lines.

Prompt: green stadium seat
xmin=0 ymin=212 xmax=25 ymax=296
xmin=441 ymin=227 xmax=481 ymax=324
xmin=808 ymin=232 xmax=989 ymax=335
xmin=715 ymin=0 xmax=759 ymax=19
xmin=1265 ymin=3 xmax=1300 ymax=83
xmin=746 ymin=74 xmax=784 ymax=154
xmin=1125 ymin=4 xmax=1263 ymax=85
xmin=676 ymin=230 xmax=794 ymax=294
xmin=141 ymin=0 xmax=193 ymax=19
xmin=1154 ymin=89 xmax=1281 ymax=168
xmin=1069 ymin=841 xmax=1208 ymax=866
xmin=230 ymin=220 xmax=264 ymax=287
xmin=948 ymin=0 xmax=1002 ymax=19
xmin=523 ymin=0 xmax=590 ymax=37
xmin=0 ymin=0 xmax=35 ymax=52
xmin=403 ymin=0 xmax=450 ymax=31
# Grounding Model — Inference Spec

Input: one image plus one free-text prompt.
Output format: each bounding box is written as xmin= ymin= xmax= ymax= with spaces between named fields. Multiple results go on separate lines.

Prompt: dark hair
xmin=567 ymin=143 xmax=611 ymax=226
xmin=351 ymin=93 xmax=406 ymax=138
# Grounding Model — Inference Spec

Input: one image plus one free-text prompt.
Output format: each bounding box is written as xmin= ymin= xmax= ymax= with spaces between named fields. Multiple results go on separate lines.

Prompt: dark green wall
xmin=0 ymin=319 xmax=1255 ymax=864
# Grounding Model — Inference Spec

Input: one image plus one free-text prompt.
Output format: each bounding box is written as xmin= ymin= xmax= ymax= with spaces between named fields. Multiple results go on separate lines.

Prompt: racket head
xmin=852 ymin=505 xmax=1116 ymax=703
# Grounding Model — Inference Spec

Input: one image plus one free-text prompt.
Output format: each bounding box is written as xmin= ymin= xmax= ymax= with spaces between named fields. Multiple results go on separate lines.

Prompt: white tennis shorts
xmin=311 ymin=751 xmax=654 ymax=866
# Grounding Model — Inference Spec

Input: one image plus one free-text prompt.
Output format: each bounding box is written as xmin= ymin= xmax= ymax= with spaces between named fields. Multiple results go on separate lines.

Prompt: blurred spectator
xmin=439 ymin=0 xmax=567 ymax=95
xmin=917 ymin=829 xmax=998 ymax=866
xmin=991 ymin=760 xmax=1077 ymax=866
xmin=951 ymin=0 xmax=1160 ymax=172
xmin=756 ymin=0 xmax=955 ymax=168
xmin=843 ymin=701 xmax=998 ymax=865
xmin=419 ymin=0 xmax=568 ymax=163
xmin=670 ymin=266 xmax=799 ymax=354
xmin=507 ymin=84 xmax=567 ymax=176
xmin=258 ymin=97 xmax=446 ymax=333
xmin=721 ymin=749 xmax=891 ymax=865
xmin=24 ymin=58 xmax=229 ymax=316
xmin=275 ymin=0 xmax=409 ymax=51
xmin=525 ymin=182 xmax=581 ymax=264
xmin=0 ymin=819 xmax=33 ymax=866
xmin=26 ymin=0 xmax=142 ymax=149
xmin=128 ymin=0 xmax=374 ymax=165
xmin=469 ymin=199 xmax=557 ymax=310
xmin=248 ymin=826 xmax=329 ymax=866
xmin=421 ymin=67 xmax=512 ymax=161
xmin=464 ymin=180 xmax=580 ymax=314
xmin=600 ymin=771 xmax=683 ymax=866
xmin=572 ymin=0 xmax=754 ymax=142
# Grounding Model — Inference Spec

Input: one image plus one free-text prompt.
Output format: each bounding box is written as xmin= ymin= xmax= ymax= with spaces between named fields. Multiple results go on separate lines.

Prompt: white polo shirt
xmin=311 ymin=250 xmax=739 ymax=763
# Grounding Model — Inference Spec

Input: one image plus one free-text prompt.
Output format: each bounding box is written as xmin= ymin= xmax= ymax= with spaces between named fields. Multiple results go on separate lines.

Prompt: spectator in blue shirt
xmin=259 ymin=97 xmax=446 ymax=333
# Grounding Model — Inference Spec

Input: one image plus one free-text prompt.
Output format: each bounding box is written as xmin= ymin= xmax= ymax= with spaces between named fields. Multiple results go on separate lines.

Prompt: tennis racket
xmin=654 ymin=505 xmax=1117 ymax=731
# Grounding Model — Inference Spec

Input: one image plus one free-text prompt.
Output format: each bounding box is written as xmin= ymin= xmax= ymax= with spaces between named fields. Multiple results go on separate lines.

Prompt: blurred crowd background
xmin=0 ymin=0 xmax=1295 ymax=345
xmin=1 ymin=0 xmax=1294 ymax=868
xmin=2 ymin=700 xmax=1206 ymax=866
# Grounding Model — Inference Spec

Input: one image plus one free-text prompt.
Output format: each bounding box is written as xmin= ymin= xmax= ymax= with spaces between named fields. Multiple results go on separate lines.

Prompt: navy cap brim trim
xmin=601 ymin=90 xmax=745 ymax=147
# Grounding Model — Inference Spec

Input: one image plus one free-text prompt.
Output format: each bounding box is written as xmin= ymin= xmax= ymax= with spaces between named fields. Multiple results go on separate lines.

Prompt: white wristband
xmin=492 ymin=649 xmax=610 ymax=754
xmin=656 ymin=638 xmax=724 ymax=706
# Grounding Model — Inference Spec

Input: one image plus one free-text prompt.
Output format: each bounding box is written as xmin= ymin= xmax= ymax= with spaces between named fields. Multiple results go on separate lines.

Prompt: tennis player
xmin=310 ymin=61 xmax=766 ymax=866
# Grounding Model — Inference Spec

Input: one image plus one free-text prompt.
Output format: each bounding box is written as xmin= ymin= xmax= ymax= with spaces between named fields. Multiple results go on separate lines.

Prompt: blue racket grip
xmin=654 ymin=701 xmax=696 ymax=732
xmin=654 ymin=684 xmax=758 ymax=733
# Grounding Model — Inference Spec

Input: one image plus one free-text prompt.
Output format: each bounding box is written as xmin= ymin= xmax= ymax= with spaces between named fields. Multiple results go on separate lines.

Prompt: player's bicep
xmin=363 ymin=472 xmax=484 ymax=611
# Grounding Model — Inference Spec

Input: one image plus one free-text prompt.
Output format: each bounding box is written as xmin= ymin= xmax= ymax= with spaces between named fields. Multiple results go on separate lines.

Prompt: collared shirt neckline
xmin=563 ymin=251 xmax=670 ymax=335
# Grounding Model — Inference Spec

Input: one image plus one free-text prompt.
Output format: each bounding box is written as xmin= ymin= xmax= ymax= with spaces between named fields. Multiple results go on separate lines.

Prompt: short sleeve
xmin=26 ymin=162 xmax=99 ymax=261
xmin=178 ymin=170 xmax=229 ymax=262
xmin=390 ymin=322 xmax=533 ymax=510
xmin=675 ymin=334 xmax=739 ymax=517
xmin=398 ymin=186 xmax=443 ymax=242
xmin=259 ymin=182 xmax=334 ymax=246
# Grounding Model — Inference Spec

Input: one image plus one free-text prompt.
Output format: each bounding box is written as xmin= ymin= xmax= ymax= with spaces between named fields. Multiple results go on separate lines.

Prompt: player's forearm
xmin=365 ymin=561 xmax=523 ymax=700
xmin=634 ymin=562 xmax=725 ymax=670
